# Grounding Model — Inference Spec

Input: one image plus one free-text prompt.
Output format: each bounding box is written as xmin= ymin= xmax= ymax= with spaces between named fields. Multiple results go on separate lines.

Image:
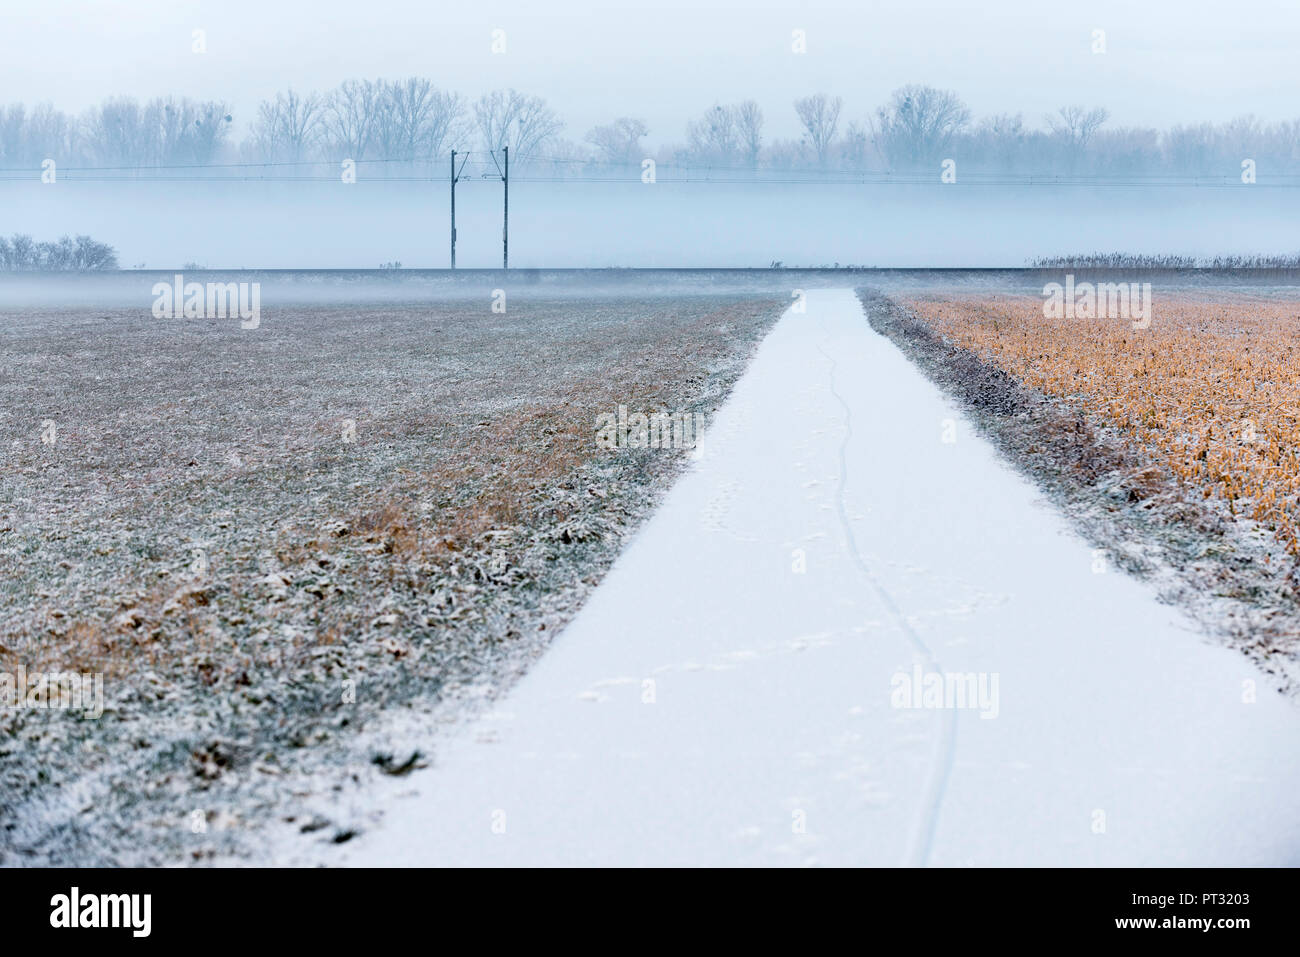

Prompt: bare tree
xmin=0 ymin=104 xmax=25 ymax=166
xmin=686 ymin=104 xmax=739 ymax=163
xmin=735 ymin=100 xmax=764 ymax=167
xmin=1091 ymin=125 xmax=1160 ymax=174
xmin=585 ymin=117 xmax=648 ymax=164
xmin=873 ymin=85 xmax=971 ymax=167
xmin=794 ymin=94 xmax=842 ymax=166
xmin=72 ymin=234 xmax=118 ymax=269
xmin=367 ymin=86 xmax=403 ymax=161
xmin=10 ymin=234 xmax=36 ymax=268
xmin=974 ymin=112 xmax=1026 ymax=168
xmin=1164 ymin=121 xmax=1225 ymax=173
xmin=841 ymin=120 xmax=871 ymax=169
xmin=81 ymin=97 xmax=158 ymax=165
xmin=323 ymin=79 xmax=383 ymax=160
xmin=0 ymin=103 xmax=76 ymax=168
xmin=382 ymin=78 xmax=465 ymax=158
xmin=154 ymin=98 xmax=231 ymax=164
xmin=1220 ymin=113 xmax=1264 ymax=160
xmin=1048 ymin=106 xmax=1110 ymax=149
xmin=155 ymin=99 xmax=189 ymax=162
xmin=252 ymin=89 xmax=324 ymax=163
xmin=474 ymin=89 xmax=563 ymax=161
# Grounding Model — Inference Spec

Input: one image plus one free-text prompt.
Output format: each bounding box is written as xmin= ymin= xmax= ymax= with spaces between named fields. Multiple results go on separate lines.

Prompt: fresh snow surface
xmin=331 ymin=288 xmax=1300 ymax=867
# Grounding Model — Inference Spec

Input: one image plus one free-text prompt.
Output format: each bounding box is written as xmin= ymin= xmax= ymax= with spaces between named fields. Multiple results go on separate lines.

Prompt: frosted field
xmin=3 ymin=272 xmax=1298 ymax=867
xmin=0 ymin=281 xmax=783 ymax=864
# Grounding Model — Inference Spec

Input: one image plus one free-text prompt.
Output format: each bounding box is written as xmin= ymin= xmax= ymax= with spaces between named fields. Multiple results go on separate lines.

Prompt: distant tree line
xmin=2 ymin=80 xmax=1299 ymax=176
xmin=0 ymin=234 xmax=118 ymax=271
xmin=1031 ymin=252 xmax=1300 ymax=271
xmin=0 ymin=98 xmax=235 ymax=167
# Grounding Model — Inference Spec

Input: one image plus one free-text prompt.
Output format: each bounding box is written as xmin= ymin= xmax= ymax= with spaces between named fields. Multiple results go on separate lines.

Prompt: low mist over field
xmin=5 ymin=179 xmax=1298 ymax=269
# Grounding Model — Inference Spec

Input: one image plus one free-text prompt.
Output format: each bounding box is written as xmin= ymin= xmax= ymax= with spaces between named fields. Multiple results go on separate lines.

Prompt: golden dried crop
xmin=901 ymin=293 xmax=1300 ymax=554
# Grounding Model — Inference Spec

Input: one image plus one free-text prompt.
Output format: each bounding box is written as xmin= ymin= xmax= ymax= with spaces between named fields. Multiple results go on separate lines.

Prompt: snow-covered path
xmin=335 ymin=288 xmax=1300 ymax=867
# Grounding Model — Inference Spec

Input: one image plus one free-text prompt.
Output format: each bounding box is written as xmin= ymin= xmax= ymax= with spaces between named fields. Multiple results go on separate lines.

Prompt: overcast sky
xmin=4 ymin=0 xmax=1298 ymax=147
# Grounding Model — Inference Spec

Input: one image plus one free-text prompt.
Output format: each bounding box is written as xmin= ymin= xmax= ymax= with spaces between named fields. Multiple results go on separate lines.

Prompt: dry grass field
xmin=0 ymin=290 xmax=783 ymax=863
xmin=867 ymin=286 xmax=1300 ymax=691
xmin=900 ymin=293 xmax=1300 ymax=554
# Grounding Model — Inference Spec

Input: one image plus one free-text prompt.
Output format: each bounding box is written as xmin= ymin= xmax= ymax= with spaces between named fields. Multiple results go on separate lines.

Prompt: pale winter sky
xmin=3 ymin=0 xmax=1298 ymax=147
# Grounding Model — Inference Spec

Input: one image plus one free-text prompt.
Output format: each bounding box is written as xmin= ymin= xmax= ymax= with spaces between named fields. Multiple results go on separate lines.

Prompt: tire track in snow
xmin=817 ymin=301 xmax=957 ymax=868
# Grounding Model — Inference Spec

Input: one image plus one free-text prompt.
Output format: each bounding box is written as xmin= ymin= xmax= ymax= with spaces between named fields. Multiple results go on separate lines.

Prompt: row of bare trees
xmin=0 ymin=98 xmax=233 ymax=167
xmin=4 ymin=80 xmax=1300 ymax=175
xmin=246 ymin=82 xmax=563 ymax=164
xmin=600 ymin=88 xmax=1300 ymax=176
xmin=675 ymin=90 xmax=1096 ymax=170
xmin=250 ymin=79 xmax=468 ymax=163
xmin=0 ymin=82 xmax=561 ymax=169
xmin=0 ymin=234 xmax=117 ymax=270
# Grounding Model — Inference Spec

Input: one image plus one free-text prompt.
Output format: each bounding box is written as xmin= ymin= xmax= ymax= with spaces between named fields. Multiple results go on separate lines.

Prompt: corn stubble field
xmin=877 ymin=286 xmax=1300 ymax=687
xmin=0 ymin=291 xmax=783 ymax=863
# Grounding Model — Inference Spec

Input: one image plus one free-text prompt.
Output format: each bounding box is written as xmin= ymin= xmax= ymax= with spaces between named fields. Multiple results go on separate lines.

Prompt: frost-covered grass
xmin=0 ymin=291 xmax=783 ymax=863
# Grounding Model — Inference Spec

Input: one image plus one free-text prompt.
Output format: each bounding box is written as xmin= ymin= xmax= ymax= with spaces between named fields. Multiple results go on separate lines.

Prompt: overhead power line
xmin=2 ymin=153 xmax=1299 ymax=187
xmin=2 ymin=172 xmax=1297 ymax=188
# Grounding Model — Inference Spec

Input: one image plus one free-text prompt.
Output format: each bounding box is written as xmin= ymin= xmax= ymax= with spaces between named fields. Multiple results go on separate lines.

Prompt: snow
xmin=329 ymin=288 xmax=1300 ymax=866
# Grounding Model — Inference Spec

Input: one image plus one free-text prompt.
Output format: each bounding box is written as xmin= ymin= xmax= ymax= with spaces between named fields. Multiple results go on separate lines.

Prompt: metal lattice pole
xmin=502 ymin=146 xmax=509 ymax=269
